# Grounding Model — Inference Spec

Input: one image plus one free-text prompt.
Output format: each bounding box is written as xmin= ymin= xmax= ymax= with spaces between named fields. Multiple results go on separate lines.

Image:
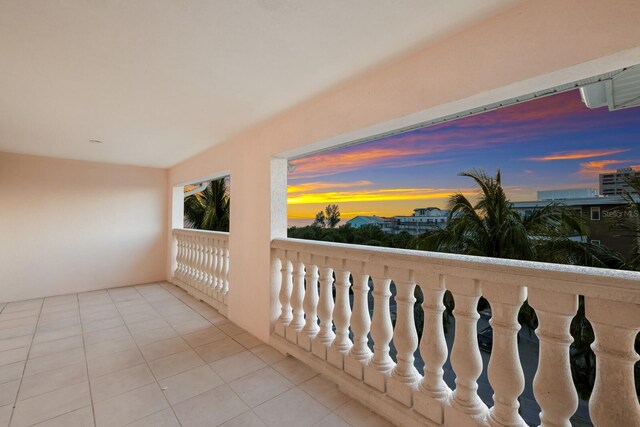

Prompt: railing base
xmin=171 ymin=277 xmax=228 ymax=317
xmin=270 ymin=334 xmax=438 ymax=427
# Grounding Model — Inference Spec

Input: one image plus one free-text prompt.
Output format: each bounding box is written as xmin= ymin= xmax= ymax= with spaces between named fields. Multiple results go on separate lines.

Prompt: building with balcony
xmin=1 ymin=1 xmax=640 ymax=426
xmin=600 ymin=167 xmax=640 ymax=196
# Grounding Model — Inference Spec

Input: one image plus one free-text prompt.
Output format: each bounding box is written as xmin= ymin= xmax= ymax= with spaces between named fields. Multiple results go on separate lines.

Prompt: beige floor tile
xmin=33 ymin=324 xmax=82 ymax=344
xmin=0 ymin=316 xmax=38 ymax=330
xmin=87 ymin=347 xmax=145 ymax=379
xmin=182 ymin=326 xmax=226 ymax=348
xmin=0 ymin=346 xmax=29 ymax=366
xmin=171 ymin=318 xmax=212 ymax=335
xmin=333 ymin=400 xmax=393 ymax=427
xmin=233 ymin=332 xmax=263 ymax=349
xmin=29 ymin=334 xmax=83 ymax=359
xmin=254 ymin=388 xmax=330 ymax=427
xmin=210 ymin=350 xmax=267 ymax=383
xmin=154 ymin=304 xmax=192 ymax=317
xmin=126 ymin=317 xmax=169 ymax=334
xmin=85 ymin=335 xmax=137 ymax=360
xmin=18 ymin=362 xmax=87 ymax=401
xmin=229 ymin=367 xmax=294 ymax=408
xmin=162 ymin=311 xmax=204 ymax=326
xmin=0 ymin=404 xmax=11 ymax=427
xmin=272 ymin=357 xmax=320 ymax=385
xmin=24 ymin=347 xmax=85 ymax=377
xmin=158 ymin=364 xmax=223 ymax=405
xmin=3 ymin=299 xmax=42 ymax=313
xmin=313 ymin=413 xmax=351 ymax=427
xmin=0 ymin=361 xmax=24 ymax=384
xmin=11 ymin=381 xmax=91 ymax=427
xmin=0 ymin=379 xmax=19 ymax=406
xmin=94 ymin=383 xmax=169 ymax=427
xmin=140 ymin=336 xmax=189 ymax=361
xmin=218 ymin=322 xmax=246 ymax=337
xmin=31 ymin=406 xmax=94 ymax=427
xmin=120 ymin=311 xmax=161 ymax=324
xmin=132 ymin=326 xmax=178 ymax=347
xmin=299 ymin=375 xmax=351 ymax=410
xmin=38 ymin=308 xmax=80 ymax=324
xmin=0 ymin=325 xmax=35 ymax=340
xmin=173 ymin=384 xmax=248 ymax=427
xmin=36 ymin=316 xmax=81 ymax=332
xmin=147 ymin=349 xmax=205 ymax=380
xmin=82 ymin=316 xmax=125 ymax=333
xmin=221 ymin=411 xmax=267 ymax=427
xmin=250 ymin=345 xmax=286 ymax=365
xmin=80 ymin=310 xmax=120 ymax=323
xmin=0 ymin=310 xmax=39 ymax=322
xmin=0 ymin=335 xmax=32 ymax=353
xmin=194 ymin=337 xmax=244 ymax=363
xmin=91 ymin=363 xmax=155 ymax=403
xmin=125 ymin=408 xmax=180 ymax=427
xmin=83 ymin=325 xmax=130 ymax=345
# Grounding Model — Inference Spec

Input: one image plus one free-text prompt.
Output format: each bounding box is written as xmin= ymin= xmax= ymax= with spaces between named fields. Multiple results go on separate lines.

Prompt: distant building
xmin=599 ymin=167 xmax=639 ymax=196
xmin=347 ymin=216 xmax=387 ymax=229
xmin=347 ymin=207 xmax=449 ymax=236
xmin=537 ymin=188 xmax=598 ymax=200
xmin=513 ymin=191 xmax=634 ymax=256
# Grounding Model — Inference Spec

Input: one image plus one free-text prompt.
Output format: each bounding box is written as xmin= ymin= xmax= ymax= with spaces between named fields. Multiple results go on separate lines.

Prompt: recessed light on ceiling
xmin=89 ymin=139 xmax=103 ymax=144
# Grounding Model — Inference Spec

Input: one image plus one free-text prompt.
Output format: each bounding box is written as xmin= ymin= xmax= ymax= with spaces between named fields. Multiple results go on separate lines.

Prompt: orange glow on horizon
xmin=528 ymin=148 xmax=629 ymax=161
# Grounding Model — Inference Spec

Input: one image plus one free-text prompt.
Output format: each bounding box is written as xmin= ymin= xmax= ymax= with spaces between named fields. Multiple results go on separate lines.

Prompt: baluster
xmin=388 ymin=268 xmax=421 ymax=407
xmin=215 ymin=238 xmax=223 ymax=291
xmin=211 ymin=240 xmax=220 ymax=291
xmin=364 ymin=265 xmax=395 ymax=392
xmin=205 ymin=236 xmax=213 ymax=288
xmin=197 ymin=236 xmax=205 ymax=289
xmin=414 ymin=272 xmax=451 ymax=424
xmin=174 ymin=234 xmax=183 ymax=280
xmin=444 ymin=276 xmax=487 ymax=427
xmin=529 ymin=288 xmax=578 ymax=427
xmin=345 ymin=262 xmax=372 ymax=380
xmin=192 ymin=235 xmax=200 ymax=288
xmin=275 ymin=249 xmax=293 ymax=337
xmin=585 ymin=297 xmax=640 ymax=426
xmin=312 ymin=262 xmax=335 ymax=359
xmin=220 ymin=243 xmax=229 ymax=301
xmin=186 ymin=235 xmax=194 ymax=284
xmin=286 ymin=252 xmax=305 ymax=344
xmin=327 ymin=258 xmax=352 ymax=369
xmin=299 ymin=257 xmax=319 ymax=352
xmin=484 ymin=282 xmax=527 ymax=427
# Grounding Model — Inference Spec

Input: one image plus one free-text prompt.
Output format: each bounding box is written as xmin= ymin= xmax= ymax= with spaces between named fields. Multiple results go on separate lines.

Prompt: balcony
xmin=1 ymin=1 xmax=640 ymax=426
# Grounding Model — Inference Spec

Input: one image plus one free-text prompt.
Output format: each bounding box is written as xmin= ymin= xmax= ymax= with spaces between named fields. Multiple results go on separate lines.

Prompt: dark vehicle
xmin=478 ymin=325 xmax=519 ymax=353
xmin=478 ymin=326 xmax=493 ymax=353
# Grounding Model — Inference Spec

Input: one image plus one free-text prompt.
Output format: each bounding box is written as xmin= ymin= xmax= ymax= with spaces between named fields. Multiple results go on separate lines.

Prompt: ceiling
xmin=0 ymin=0 xmax=522 ymax=168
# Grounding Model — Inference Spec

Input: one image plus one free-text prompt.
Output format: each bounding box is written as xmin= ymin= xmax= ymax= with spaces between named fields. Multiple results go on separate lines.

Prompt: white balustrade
xmin=172 ymin=229 xmax=230 ymax=313
xmin=269 ymin=238 xmax=640 ymax=427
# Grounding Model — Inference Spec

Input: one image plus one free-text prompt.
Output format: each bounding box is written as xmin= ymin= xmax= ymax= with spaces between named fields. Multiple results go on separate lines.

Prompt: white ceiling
xmin=0 ymin=0 xmax=521 ymax=168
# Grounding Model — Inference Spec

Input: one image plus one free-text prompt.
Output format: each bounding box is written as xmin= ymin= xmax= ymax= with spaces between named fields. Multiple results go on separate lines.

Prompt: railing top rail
xmin=272 ymin=237 xmax=640 ymax=303
xmin=173 ymin=228 xmax=229 ymax=238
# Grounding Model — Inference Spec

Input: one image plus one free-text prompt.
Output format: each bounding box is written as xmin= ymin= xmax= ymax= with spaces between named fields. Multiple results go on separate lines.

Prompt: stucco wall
xmin=0 ymin=152 xmax=168 ymax=302
xmin=168 ymin=0 xmax=640 ymax=341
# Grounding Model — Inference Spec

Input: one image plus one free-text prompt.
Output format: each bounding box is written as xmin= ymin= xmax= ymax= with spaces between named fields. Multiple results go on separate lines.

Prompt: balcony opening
xmin=183 ymin=175 xmax=231 ymax=232
xmin=278 ymin=65 xmax=640 ymax=426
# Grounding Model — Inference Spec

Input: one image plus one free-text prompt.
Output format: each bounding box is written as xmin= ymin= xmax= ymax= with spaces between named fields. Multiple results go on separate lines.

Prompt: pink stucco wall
xmin=0 ymin=152 xmax=168 ymax=302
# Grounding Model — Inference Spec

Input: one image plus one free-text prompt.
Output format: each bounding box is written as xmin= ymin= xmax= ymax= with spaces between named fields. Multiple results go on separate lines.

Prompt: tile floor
xmin=0 ymin=283 xmax=394 ymax=427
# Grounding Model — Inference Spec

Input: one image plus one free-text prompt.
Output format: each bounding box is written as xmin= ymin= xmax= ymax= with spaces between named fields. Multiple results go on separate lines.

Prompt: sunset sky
xmin=287 ymin=89 xmax=640 ymax=226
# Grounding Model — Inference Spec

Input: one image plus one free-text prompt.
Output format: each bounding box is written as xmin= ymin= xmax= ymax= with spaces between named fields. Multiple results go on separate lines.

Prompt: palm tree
xmin=417 ymin=169 xmax=619 ymax=266
xmin=607 ymin=175 xmax=640 ymax=269
xmin=184 ymin=178 xmax=230 ymax=232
